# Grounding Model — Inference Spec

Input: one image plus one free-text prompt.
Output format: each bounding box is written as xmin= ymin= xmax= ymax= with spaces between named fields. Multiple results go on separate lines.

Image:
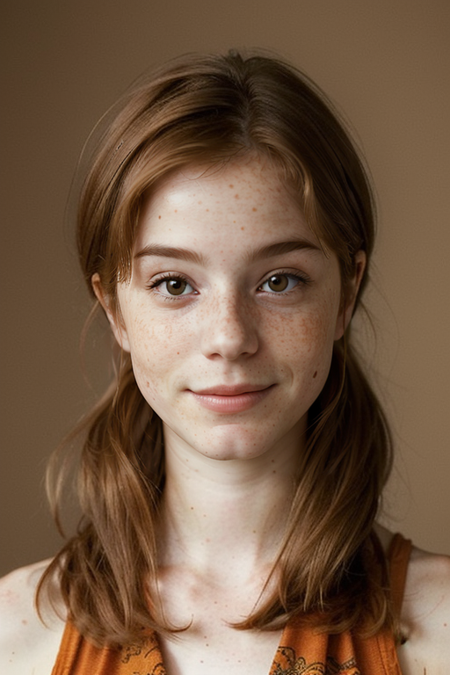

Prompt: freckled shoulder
xmin=398 ymin=546 xmax=450 ymax=674
xmin=0 ymin=560 xmax=66 ymax=675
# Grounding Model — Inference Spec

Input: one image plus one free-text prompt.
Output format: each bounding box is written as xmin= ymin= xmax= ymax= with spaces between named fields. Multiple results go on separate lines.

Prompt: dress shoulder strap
xmin=52 ymin=620 xmax=164 ymax=675
xmin=388 ymin=532 xmax=413 ymax=616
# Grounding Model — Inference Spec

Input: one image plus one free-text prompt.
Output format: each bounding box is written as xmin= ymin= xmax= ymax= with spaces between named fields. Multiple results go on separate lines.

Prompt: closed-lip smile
xmin=188 ymin=384 xmax=275 ymax=413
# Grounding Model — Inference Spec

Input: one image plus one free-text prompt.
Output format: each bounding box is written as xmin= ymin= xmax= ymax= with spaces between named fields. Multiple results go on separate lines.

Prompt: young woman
xmin=1 ymin=51 xmax=449 ymax=675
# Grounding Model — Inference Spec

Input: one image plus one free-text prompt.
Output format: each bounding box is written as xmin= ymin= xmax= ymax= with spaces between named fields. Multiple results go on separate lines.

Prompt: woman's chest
xmin=158 ymin=620 xmax=283 ymax=675
xmin=153 ymin=565 xmax=284 ymax=674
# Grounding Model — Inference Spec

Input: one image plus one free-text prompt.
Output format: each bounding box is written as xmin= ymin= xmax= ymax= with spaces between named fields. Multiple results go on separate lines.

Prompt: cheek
xmin=272 ymin=300 xmax=337 ymax=356
xmin=123 ymin=308 xmax=194 ymax=399
xmin=270 ymin=301 xmax=338 ymax=390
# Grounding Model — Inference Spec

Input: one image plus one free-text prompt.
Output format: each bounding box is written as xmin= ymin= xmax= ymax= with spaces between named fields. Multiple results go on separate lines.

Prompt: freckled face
xmin=111 ymin=158 xmax=347 ymax=464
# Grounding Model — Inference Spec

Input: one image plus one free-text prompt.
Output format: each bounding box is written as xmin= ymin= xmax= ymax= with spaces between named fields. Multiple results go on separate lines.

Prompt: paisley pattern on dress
xmin=120 ymin=632 xmax=166 ymax=674
xmin=116 ymin=636 xmax=362 ymax=675
xmin=270 ymin=645 xmax=361 ymax=675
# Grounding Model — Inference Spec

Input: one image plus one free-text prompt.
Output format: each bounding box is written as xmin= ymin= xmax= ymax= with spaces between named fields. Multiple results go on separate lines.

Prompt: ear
xmin=334 ymin=250 xmax=367 ymax=341
xmin=91 ymin=273 xmax=131 ymax=353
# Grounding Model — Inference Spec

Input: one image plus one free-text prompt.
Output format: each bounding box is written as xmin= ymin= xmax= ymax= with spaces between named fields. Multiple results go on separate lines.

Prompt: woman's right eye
xmin=149 ymin=276 xmax=195 ymax=298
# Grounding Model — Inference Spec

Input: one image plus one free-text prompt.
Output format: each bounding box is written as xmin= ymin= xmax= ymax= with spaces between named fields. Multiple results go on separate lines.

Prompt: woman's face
xmin=103 ymin=157 xmax=359 ymax=466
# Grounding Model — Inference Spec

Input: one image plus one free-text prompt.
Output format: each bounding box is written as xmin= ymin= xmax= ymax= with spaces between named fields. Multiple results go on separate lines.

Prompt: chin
xmin=185 ymin=421 xmax=300 ymax=463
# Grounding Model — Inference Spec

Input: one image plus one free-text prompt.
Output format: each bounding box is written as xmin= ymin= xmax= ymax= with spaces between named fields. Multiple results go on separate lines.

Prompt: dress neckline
xmin=52 ymin=533 xmax=412 ymax=675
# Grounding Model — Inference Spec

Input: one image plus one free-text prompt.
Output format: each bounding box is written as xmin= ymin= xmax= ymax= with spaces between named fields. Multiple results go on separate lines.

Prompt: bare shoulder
xmin=0 ymin=560 xmax=66 ymax=675
xmin=398 ymin=544 xmax=450 ymax=674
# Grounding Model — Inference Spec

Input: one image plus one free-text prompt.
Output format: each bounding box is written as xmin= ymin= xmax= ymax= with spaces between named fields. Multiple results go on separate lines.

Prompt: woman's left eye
xmin=259 ymin=273 xmax=304 ymax=294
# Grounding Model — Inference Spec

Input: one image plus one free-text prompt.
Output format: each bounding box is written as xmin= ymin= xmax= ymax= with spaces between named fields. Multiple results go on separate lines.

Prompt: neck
xmin=157 ymin=434 xmax=301 ymax=580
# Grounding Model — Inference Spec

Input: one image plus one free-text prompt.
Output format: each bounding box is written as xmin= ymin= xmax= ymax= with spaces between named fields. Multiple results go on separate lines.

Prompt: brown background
xmin=1 ymin=0 xmax=449 ymax=576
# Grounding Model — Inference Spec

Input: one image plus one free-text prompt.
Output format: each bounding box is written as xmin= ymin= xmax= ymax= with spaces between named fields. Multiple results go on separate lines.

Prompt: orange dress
xmin=52 ymin=533 xmax=411 ymax=675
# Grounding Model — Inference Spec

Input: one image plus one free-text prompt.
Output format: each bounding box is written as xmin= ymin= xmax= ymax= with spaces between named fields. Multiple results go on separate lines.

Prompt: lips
xmin=193 ymin=384 xmax=273 ymax=396
xmin=188 ymin=384 xmax=275 ymax=413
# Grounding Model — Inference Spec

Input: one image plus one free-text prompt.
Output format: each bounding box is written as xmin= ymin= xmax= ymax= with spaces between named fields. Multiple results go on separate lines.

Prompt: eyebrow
xmin=245 ymin=239 xmax=321 ymax=262
xmin=134 ymin=239 xmax=321 ymax=265
xmin=134 ymin=244 xmax=205 ymax=265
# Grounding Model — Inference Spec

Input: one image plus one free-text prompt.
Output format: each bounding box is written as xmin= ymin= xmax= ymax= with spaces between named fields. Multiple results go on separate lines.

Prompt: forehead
xmin=134 ymin=157 xmax=321 ymax=252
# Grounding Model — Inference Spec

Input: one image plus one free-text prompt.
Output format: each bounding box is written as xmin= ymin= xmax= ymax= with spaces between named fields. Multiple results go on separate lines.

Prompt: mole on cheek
xmin=313 ymin=371 xmax=318 ymax=379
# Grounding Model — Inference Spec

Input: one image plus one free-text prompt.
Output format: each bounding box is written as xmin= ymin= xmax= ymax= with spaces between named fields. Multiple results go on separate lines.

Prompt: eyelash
xmin=146 ymin=270 xmax=311 ymax=301
xmin=146 ymin=272 xmax=195 ymax=301
xmin=258 ymin=270 xmax=311 ymax=295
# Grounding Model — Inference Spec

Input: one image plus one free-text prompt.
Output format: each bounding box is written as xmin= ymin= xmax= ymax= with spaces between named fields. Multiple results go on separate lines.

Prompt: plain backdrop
xmin=1 ymin=0 xmax=449 ymax=576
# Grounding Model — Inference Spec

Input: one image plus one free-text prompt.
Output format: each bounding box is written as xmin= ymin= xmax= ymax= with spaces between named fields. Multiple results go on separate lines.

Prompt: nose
xmin=200 ymin=294 xmax=259 ymax=361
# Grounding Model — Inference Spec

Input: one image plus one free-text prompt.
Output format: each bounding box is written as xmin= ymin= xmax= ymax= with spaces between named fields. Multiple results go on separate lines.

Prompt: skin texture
xmin=100 ymin=157 xmax=360 ymax=469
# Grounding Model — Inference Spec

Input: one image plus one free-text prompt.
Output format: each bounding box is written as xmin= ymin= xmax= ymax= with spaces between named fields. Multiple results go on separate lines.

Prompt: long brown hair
xmin=38 ymin=51 xmax=393 ymax=646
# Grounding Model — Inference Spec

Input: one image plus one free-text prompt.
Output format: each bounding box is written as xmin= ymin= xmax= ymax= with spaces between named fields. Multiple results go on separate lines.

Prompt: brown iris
xmin=166 ymin=278 xmax=187 ymax=295
xmin=267 ymin=274 xmax=289 ymax=292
